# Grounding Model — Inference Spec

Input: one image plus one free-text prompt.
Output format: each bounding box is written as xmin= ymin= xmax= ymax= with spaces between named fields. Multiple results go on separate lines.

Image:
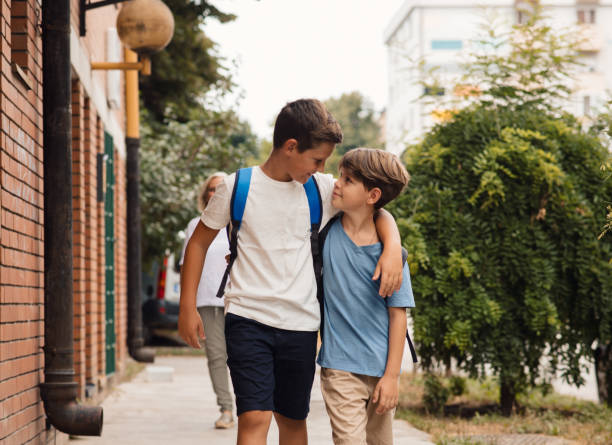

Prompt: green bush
xmin=424 ymin=374 xmax=450 ymax=415
xmin=449 ymin=376 xmax=467 ymax=397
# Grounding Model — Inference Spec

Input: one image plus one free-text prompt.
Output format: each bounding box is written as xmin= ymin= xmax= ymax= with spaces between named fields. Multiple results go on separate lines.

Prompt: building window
xmin=10 ymin=0 xmax=36 ymax=89
xmin=431 ymin=40 xmax=462 ymax=50
xmin=577 ymin=8 xmax=596 ymax=24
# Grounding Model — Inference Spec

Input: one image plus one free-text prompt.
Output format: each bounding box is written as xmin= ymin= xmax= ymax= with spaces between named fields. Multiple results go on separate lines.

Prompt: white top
xmin=201 ymin=166 xmax=336 ymax=331
xmin=179 ymin=216 xmax=229 ymax=308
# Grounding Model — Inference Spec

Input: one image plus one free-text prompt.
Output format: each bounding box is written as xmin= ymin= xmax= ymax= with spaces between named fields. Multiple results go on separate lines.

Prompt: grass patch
xmin=396 ymin=373 xmax=612 ymax=445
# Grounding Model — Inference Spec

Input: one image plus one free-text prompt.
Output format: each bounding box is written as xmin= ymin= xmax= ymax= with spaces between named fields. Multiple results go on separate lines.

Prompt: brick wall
xmin=0 ymin=0 xmax=46 ymax=443
xmin=1 ymin=1 xmax=129 ymax=444
xmin=95 ymin=117 xmax=106 ymax=380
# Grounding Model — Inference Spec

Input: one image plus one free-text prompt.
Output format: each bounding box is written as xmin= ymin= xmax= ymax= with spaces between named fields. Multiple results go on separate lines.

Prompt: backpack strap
xmin=406 ymin=330 xmax=418 ymax=363
xmin=303 ymin=176 xmax=324 ymax=331
xmin=303 ymin=175 xmax=322 ymax=271
xmin=216 ymin=167 xmax=252 ymax=298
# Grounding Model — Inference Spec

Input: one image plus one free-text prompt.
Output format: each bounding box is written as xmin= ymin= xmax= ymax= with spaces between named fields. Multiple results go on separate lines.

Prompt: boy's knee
xmin=238 ymin=410 xmax=273 ymax=431
xmin=273 ymin=413 xmax=307 ymax=432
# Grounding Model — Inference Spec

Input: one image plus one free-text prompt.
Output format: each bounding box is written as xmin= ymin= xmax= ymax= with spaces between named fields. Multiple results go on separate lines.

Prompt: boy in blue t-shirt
xmin=317 ymin=147 xmax=414 ymax=445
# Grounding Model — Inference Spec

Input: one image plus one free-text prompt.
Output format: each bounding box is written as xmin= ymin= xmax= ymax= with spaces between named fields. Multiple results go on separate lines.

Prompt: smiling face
xmin=286 ymin=141 xmax=335 ymax=184
xmin=332 ymin=167 xmax=381 ymax=211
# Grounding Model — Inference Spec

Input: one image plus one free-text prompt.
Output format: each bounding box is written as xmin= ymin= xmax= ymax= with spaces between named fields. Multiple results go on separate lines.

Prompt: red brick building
xmin=1 ymin=1 xmax=133 ymax=443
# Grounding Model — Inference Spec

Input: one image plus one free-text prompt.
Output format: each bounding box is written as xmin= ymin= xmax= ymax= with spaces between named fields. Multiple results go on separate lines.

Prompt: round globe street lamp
xmin=88 ymin=0 xmax=174 ymax=75
xmin=116 ymin=0 xmax=174 ymax=55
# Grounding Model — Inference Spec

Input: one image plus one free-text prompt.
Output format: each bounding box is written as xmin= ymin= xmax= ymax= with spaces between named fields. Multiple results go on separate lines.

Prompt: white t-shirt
xmin=179 ymin=216 xmax=229 ymax=308
xmin=201 ymin=166 xmax=336 ymax=331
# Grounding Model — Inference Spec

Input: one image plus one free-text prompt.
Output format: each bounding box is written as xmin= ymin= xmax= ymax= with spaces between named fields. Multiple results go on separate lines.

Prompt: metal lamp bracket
xmin=80 ymin=0 xmax=130 ymax=36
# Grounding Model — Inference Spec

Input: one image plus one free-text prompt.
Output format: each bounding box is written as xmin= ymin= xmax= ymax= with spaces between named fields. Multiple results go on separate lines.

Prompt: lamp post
xmin=90 ymin=0 xmax=174 ymax=363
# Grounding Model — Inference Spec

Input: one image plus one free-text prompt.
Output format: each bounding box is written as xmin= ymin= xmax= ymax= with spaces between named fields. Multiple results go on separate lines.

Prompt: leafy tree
xmin=140 ymin=107 xmax=258 ymax=265
xmin=388 ymin=5 xmax=612 ymax=413
xmin=139 ymin=0 xmax=235 ymax=122
xmin=390 ymin=108 xmax=612 ymax=414
xmin=589 ymin=106 xmax=612 ymax=405
xmin=324 ymin=91 xmax=382 ymax=174
xmin=246 ymin=138 xmax=273 ymax=167
xmin=137 ymin=1 xmax=259 ymax=265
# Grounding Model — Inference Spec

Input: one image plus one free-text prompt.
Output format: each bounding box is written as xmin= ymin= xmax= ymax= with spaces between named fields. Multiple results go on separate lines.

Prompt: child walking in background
xmin=179 ymin=172 xmax=234 ymax=429
xmin=317 ymin=148 xmax=415 ymax=445
xmin=179 ymin=99 xmax=405 ymax=445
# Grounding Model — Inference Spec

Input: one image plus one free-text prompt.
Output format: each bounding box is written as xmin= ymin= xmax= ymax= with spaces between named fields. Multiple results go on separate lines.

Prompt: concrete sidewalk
xmin=71 ymin=354 xmax=433 ymax=445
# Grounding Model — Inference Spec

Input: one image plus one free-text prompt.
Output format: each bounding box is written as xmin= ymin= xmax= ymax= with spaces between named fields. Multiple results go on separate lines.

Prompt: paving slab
xmin=70 ymin=354 xmax=434 ymax=445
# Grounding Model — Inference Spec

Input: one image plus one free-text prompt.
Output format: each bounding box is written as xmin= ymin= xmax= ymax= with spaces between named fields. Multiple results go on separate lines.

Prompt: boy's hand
xmin=373 ymin=245 xmax=403 ymax=297
xmin=178 ymin=306 xmax=205 ymax=349
xmin=371 ymin=374 xmax=399 ymax=414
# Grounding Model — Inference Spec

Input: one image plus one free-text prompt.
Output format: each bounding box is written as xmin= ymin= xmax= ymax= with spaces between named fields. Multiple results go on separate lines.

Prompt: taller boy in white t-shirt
xmin=178 ymin=99 xmax=404 ymax=445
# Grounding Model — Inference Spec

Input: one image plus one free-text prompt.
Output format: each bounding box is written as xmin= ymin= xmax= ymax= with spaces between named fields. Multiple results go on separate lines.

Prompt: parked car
xmin=142 ymin=253 xmax=180 ymax=342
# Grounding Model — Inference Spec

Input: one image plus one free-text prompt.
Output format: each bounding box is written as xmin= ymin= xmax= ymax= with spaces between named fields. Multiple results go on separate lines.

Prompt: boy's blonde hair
xmin=339 ymin=148 xmax=410 ymax=209
xmin=198 ymin=172 xmax=228 ymax=212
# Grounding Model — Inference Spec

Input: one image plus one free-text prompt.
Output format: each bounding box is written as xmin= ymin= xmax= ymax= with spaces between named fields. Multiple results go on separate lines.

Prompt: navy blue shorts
xmin=224 ymin=313 xmax=317 ymax=420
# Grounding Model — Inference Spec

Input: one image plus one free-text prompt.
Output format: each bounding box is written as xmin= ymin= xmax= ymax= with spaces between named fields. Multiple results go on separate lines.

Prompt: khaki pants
xmin=198 ymin=306 xmax=233 ymax=412
xmin=320 ymin=368 xmax=394 ymax=445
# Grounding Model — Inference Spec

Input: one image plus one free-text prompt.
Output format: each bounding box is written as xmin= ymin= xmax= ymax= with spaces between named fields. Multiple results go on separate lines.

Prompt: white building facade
xmin=384 ymin=0 xmax=612 ymax=154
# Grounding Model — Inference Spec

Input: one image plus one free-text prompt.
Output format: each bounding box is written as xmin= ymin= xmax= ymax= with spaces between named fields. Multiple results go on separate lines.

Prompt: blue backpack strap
xmin=230 ymin=167 xmax=252 ymax=226
xmin=216 ymin=167 xmax=252 ymax=298
xmin=303 ymin=176 xmax=322 ymax=226
xmin=304 ymin=175 xmax=325 ymax=333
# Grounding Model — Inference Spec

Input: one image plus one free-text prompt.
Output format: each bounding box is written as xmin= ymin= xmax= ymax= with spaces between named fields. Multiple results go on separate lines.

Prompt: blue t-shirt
xmin=316 ymin=218 xmax=415 ymax=377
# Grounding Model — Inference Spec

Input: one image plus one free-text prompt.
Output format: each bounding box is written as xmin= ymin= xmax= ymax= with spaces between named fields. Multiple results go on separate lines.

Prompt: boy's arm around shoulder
xmin=178 ymin=221 xmax=220 ymax=348
xmin=373 ymin=209 xmax=403 ymax=297
xmin=372 ymin=306 xmax=407 ymax=414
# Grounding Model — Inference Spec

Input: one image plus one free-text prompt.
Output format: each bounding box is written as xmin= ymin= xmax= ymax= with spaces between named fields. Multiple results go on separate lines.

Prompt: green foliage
xmin=324 ymin=91 xmax=382 ymax=174
xmin=423 ymin=374 xmax=451 ymax=415
xmin=449 ymin=376 xmax=467 ymax=397
xmin=140 ymin=107 xmax=258 ymax=265
xmin=139 ymin=0 xmax=235 ymax=122
xmin=421 ymin=5 xmax=582 ymax=115
xmin=389 ymin=4 xmax=612 ymax=412
xmin=397 ymin=372 xmax=612 ymax=444
xmin=138 ymin=0 xmax=260 ymax=266
xmin=590 ymin=110 xmax=612 ymax=243
xmin=389 ymin=105 xmax=612 ymax=410
xmin=246 ymin=138 xmax=273 ymax=167
xmin=464 ymin=5 xmax=581 ymax=111
xmin=390 ymin=105 xmax=612 ymax=405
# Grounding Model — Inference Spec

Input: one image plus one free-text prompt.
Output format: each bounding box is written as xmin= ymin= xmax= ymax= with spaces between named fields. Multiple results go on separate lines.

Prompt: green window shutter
xmin=104 ymin=131 xmax=116 ymax=375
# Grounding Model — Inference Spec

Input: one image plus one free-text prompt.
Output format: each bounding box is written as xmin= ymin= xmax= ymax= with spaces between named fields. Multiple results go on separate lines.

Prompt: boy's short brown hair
xmin=339 ymin=148 xmax=410 ymax=209
xmin=273 ymin=99 xmax=343 ymax=151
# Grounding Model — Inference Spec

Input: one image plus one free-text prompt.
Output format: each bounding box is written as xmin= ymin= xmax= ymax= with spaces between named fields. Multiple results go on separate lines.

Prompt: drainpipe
xmin=39 ymin=0 xmax=103 ymax=436
xmin=126 ymin=48 xmax=155 ymax=363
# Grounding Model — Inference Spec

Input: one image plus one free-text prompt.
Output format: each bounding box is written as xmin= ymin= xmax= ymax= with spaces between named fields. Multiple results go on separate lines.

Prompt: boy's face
xmin=286 ymin=141 xmax=335 ymax=184
xmin=332 ymin=168 xmax=380 ymax=211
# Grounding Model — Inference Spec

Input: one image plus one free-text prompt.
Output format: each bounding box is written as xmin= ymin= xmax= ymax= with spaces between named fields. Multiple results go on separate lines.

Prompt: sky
xmin=205 ymin=0 xmax=406 ymax=140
